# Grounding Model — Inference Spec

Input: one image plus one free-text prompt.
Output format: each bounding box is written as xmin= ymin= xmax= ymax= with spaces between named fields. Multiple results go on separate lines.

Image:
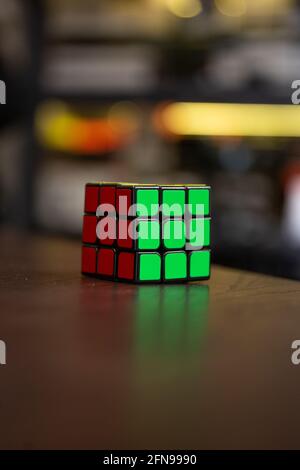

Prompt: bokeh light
xmin=215 ymin=0 xmax=247 ymax=17
xmin=164 ymin=0 xmax=203 ymax=18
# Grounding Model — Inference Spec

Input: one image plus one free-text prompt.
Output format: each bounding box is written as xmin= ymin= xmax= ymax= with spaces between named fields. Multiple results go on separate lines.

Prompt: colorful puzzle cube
xmin=81 ymin=182 xmax=211 ymax=283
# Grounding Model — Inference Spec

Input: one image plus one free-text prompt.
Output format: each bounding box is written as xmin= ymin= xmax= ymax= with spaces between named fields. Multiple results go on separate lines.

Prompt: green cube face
xmin=188 ymin=188 xmax=210 ymax=216
xmin=139 ymin=253 xmax=161 ymax=281
xmin=163 ymin=220 xmax=185 ymax=250
xmin=137 ymin=220 xmax=160 ymax=250
xmin=162 ymin=189 xmax=185 ymax=217
xmin=188 ymin=218 xmax=210 ymax=248
xmin=189 ymin=251 xmax=210 ymax=279
xmin=136 ymin=189 xmax=159 ymax=217
xmin=164 ymin=252 xmax=187 ymax=280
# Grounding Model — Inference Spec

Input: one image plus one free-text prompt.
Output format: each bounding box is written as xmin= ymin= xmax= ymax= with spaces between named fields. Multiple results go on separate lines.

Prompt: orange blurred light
xmin=36 ymin=101 xmax=138 ymax=155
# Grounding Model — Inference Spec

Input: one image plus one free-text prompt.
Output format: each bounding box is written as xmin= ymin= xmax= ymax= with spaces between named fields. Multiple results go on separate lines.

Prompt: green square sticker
xmin=164 ymin=252 xmax=187 ymax=280
xmin=137 ymin=220 xmax=160 ymax=250
xmin=136 ymin=189 xmax=159 ymax=217
xmin=139 ymin=253 xmax=161 ymax=281
xmin=163 ymin=220 xmax=185 ymax=250
xmin=162 ymin=189 xmax=185 ymax=217
xmin=190 ymin=251 xmax=210 ymax=278
xmin=188 ymin=218 xmax=210 ymax=248
xmin=188 ymin=188 xmax=210 ymax=216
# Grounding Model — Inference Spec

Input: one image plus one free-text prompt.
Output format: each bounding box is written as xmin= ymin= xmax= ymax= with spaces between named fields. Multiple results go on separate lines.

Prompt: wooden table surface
xmin=0 ymin=229 xmax=300 ymax=450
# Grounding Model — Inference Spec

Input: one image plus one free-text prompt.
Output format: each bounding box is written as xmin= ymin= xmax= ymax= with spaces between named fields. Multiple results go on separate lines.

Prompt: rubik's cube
xmin=81 ymin=183 xmax=211 ymax=283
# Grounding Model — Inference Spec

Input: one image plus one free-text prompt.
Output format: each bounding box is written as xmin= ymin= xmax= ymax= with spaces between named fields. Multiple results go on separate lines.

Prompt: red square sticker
xmin=84 ymin=185 xmax=99 ymax=213
xmin=97 ymin=248 xmax=115 ymax=276
xmin=82 ymin=246 xmax=97 ymax=273
xmin=82 ymin=215 xmax=98 ymax=244
xmin=117 ymin=219 xmax=134 ymax=249
xmin=97 ymin=216 xmax=116 ymax=246
xmin=117 ymin=252 xmax=135 ymax=280
xmin=116 ymin=188 xmax=132 ymax=217
xmin=99 ymin=186 xmax=116 ymax=213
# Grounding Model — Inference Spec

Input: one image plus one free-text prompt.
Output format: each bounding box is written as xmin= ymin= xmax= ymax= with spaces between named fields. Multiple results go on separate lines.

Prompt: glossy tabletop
xmin=0 ymin=230 xmax=300 ymax=449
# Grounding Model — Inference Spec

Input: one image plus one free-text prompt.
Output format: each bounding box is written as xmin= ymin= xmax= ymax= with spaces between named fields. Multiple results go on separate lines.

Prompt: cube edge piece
xmin=161 ymin=185 xmax=186 ymax=219
xmin=97 ymin=247 xmax=116 ymax=280
xmin=163 ymin=250 xmax=188 ymax=283
xmin=137 ymin=251 xmax=162 ymax=284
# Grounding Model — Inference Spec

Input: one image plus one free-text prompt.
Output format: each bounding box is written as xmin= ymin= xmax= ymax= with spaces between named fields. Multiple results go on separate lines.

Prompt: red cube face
xmin=117 ymin=252 xmax=135 ymax=280
xmin=97 ymin=248 xmax=115 ymax=277
xmin=117 ymin=219 xmax=134 ymax=249
xmin=116 ymin=188 xmax=132 ymax=217
xmin=82 ymin=246 xmax=97 ymax=274
xmin=99 ymin=186 xmax=116 ymax=213
xmin=84 ymin=185 xmax=99 ymax=213
xmin=82 ymin=215 xmax=98 ymax=244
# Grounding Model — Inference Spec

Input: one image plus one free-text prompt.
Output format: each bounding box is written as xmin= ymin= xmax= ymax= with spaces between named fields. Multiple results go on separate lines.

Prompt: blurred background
xmin=1 ymin=0 xmax=300 ymax=279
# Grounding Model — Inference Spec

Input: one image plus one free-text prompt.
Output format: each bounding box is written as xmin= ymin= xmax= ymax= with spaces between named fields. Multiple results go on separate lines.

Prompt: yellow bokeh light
xmin=215 ymin=0 xmax=247 ymax=17
xmin=160 ymin=102 xmax=300 ymax=138
xmin=165 ymin=0 xmax=203 ymax=18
